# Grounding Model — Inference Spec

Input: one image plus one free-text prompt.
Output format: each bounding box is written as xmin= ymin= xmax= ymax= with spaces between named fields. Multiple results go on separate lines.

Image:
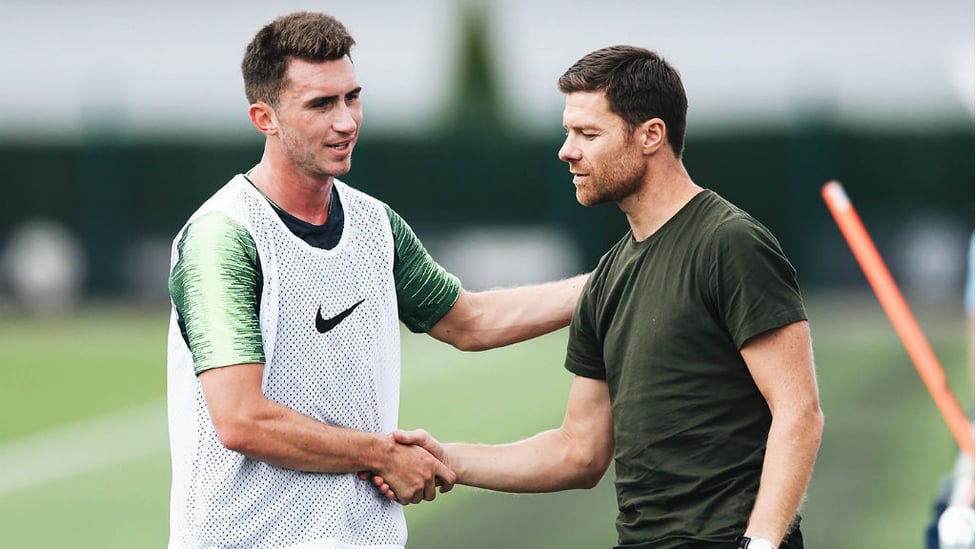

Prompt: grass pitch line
xmin=0 ymin=399 xmax=167 ymax=497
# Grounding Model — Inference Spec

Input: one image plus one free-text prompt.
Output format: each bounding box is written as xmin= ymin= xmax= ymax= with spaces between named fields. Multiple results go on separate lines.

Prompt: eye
xmin=311 ymin=98 xmax=336 ymax=110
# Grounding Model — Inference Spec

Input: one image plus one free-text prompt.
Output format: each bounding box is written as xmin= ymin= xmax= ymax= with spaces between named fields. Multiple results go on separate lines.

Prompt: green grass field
xmin=0 ymin=291 xmax=970 ymax=548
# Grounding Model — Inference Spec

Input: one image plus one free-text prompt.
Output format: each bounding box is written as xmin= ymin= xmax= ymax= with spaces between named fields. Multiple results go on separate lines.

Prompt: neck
xmin=620 ymin=160 xmax=701 ymax=242
xmin=249 ymin=150 xmax=333 ymax=225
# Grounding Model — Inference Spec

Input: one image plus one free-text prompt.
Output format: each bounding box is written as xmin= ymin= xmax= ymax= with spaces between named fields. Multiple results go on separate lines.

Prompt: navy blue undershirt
xmin=243 ymin=175 xmax=344 ymax=250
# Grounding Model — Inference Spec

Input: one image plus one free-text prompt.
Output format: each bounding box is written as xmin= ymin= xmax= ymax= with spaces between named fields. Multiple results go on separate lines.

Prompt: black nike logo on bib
xmin=315 ymin=299 xmax=365 ymax=333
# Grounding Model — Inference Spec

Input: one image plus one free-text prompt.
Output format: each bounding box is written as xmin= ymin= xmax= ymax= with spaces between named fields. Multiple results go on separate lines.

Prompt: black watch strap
xmin=735 ymin=535 xmax=777 ymax=549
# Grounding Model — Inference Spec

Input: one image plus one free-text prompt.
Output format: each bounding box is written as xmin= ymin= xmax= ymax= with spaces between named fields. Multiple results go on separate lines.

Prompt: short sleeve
xmin=710 ymin=217 xmax=807 ymax=349
xmin=385 ymin=205 xmax=461 ymax=333
xmin=168 ymin=211 xmax=265 ymax=374
xmin=565 ymin=273 xmax=607 ymax=380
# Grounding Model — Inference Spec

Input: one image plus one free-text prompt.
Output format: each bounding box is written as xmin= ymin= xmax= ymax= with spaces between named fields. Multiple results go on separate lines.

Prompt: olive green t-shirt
xmin=565 ymin=190 xmax=807 ymax=548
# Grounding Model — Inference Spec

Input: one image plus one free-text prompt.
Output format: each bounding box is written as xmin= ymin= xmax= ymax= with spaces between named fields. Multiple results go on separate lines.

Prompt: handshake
xmin=359 ymin=429 xmax=454 ymax=506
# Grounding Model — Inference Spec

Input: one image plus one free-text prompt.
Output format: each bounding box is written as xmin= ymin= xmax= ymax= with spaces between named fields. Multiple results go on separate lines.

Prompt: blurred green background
xmin=1 ymin=1 xmax=973 ymax=548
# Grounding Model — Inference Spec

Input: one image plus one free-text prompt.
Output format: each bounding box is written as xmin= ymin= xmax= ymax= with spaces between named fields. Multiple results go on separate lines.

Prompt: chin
xmin=328 ymin=160 xmax=353 ymax=177
xmin=575 ymin=190 xmax=600 ymax=207
xmin=576 ymin=189 xmax=606 ymax=207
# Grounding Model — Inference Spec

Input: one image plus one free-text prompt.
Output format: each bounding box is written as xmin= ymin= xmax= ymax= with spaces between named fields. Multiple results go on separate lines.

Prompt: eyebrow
xmin=564 ymin=122 xmax=601 ymax=132
xmin=304 ymin=87 xmax=362 ymax=108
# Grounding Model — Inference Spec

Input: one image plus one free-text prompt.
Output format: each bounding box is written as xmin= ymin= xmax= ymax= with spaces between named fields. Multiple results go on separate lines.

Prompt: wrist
xmin=441 ymin=443 xmax=464 ymax=481
xmin=367 ymin=432 xmax=397 ymax=473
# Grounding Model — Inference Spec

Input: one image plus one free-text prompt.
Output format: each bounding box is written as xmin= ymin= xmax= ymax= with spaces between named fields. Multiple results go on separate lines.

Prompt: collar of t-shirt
xmin=242 ymin=174 xmax=344 ymax=250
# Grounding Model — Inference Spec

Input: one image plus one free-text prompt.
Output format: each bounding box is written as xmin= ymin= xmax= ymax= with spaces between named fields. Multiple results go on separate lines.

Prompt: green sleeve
xmin=385 ymin=205 xmax=461 ymax=333
xmin=168 ymin=211 xmax=265 ymax=374
xmin=564 ymin=247 xmax=611 ymax=379
xmin=564 ymin=273 xmax=607 ymax=380
xmin=711 ymin=216 xmax=807 ymax=349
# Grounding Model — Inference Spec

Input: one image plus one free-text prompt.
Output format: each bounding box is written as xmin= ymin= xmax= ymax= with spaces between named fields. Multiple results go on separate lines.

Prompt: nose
xmin=333 ymin=102 xmax=359 ymax=134
xmin=558 ymin=136 xmax=579 ymax=163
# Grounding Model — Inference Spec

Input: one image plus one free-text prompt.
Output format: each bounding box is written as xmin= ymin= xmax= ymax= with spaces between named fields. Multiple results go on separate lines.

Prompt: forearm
xmin=433 ymin=274 xmax=588 ymax=351
xmin=214 ymin=397 xmax=391 ymax=473
xmin=745 ymin=406 xmax=824 ymax=543
xmin=201 ymin=362 xmax=452 ymax=505
xmin=377 ymin=376 xmax=612 ymax=502
xmin=446 ymin=428 xmax=609 ymax=492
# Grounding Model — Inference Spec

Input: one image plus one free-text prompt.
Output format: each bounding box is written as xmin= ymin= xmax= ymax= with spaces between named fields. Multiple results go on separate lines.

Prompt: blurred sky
xmin=1 ymin=0 xmax=973 ymax=142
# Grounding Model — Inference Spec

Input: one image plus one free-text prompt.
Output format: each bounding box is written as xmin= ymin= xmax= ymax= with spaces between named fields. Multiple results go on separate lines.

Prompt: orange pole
xmin=822 ymin=181 xmax=974 ymax=461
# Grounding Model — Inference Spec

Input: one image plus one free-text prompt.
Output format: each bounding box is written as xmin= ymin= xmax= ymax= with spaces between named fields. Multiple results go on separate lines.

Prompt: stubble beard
xmin=280 ymin=126 xmax=351 ymax=180
xmin=577 ymin=153 xmax=646 ymax=207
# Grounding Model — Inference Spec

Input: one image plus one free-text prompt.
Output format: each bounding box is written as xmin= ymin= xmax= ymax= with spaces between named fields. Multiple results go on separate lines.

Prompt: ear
xmin=636 ymin=118 xmax=667 ymax=155
xmin=248 ymin=102 xmax=278 ymax=136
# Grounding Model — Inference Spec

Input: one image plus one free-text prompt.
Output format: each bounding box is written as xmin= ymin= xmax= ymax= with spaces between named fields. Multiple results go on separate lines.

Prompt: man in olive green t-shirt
xmin=378 ymin=46 xmax=824 ymax=549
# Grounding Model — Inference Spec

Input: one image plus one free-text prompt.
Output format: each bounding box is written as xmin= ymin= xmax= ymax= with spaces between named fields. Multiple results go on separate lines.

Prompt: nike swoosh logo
xmin=315 ymin=299 xmax=365 ymax=334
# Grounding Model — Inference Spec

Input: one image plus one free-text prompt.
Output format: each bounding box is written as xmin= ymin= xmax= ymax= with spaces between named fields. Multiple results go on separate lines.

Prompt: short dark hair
xmin=241 ymin=12 xmax=356 ymax=106
xmin=558 ymin=45 xmax=687 ymax=158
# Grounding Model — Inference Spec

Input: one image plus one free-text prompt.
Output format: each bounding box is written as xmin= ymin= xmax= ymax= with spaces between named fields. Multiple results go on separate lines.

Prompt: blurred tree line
xmin=0 ymin=5 xmax=972 ymax=302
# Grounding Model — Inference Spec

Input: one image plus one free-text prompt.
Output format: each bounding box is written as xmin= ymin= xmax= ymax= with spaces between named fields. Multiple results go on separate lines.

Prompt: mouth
xmin=571 ymin=172 xmax=589 ymax=185
xmin=326 ymin=139 xmax=354 ymax=152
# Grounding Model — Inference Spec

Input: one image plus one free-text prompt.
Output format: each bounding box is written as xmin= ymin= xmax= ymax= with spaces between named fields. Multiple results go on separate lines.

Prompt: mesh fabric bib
xmin=167 ymin=176 xmax=405 ymax=549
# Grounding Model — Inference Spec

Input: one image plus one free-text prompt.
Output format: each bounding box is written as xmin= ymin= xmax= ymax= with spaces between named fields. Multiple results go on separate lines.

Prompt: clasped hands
xmin=359 ymin=429 xmax=450 ymax=505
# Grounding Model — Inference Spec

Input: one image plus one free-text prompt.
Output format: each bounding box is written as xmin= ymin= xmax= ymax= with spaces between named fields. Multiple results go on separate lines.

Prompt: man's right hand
xmin=372 ymin=432 xmax=454 ymax=505
xmin=363 ymin=430 xmax=452 ymax=504
xmin=393 ymin=429 xmax=448 ymax=464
